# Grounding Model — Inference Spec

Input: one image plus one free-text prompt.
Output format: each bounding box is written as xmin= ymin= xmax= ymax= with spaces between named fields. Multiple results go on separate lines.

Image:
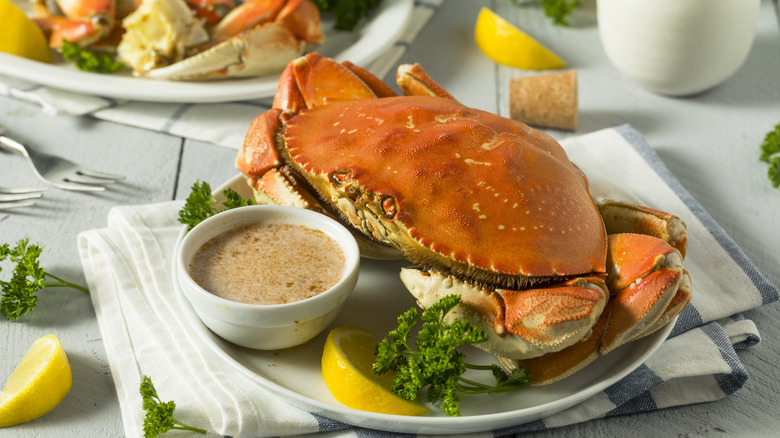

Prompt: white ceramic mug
xmin=597 ymin=0 xmax=760 ymax=96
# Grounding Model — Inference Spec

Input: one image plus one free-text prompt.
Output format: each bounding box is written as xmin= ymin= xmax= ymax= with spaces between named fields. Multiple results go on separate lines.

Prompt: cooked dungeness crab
xmin=235 ymin=53 xmax=693 ymax=385
xmin=31 ymin=0 xmax=322 ymax=80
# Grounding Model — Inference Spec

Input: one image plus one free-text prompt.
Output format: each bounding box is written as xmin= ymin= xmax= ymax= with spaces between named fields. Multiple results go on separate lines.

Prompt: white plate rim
xmin=0 ymin=0 xmax=413 ymax=103
xmin=170 ymin=172 xmax=676 ymax=434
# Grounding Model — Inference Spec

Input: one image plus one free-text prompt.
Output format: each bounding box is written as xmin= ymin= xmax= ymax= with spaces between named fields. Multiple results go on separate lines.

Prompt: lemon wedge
xmin=321 ymin=326 xmax=429 ymax=416
xmin=475 ymin=8 xmax=565 ymax=70
xmin=0 ymin=335 xmax=72 ymax=428
xmin=0 ymin=0 xmax=53 ymax=62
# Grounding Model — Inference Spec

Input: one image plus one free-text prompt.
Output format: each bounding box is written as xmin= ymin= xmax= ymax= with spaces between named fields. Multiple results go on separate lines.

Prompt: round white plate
xmin=0 ymin=0 xmax=413 ymax=103
xmin=171 ymin=172 xmax=675 ymax=434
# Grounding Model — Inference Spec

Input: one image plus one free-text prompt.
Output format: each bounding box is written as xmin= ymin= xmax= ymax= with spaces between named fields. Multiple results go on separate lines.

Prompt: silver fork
xmin=0 ymin=186 xmax=46 ymax=210
xmin=0 ymin=126 xmax=125 ymax=192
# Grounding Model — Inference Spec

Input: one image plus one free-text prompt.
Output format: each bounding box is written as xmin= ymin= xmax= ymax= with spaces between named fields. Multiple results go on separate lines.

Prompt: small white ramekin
xmin=176 ymin=205 xmax=360 ymax=350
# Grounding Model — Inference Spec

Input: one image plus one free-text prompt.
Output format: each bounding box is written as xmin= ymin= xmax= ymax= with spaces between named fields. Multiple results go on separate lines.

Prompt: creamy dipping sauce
xmin=189 ymin=222 xmax=345 ymax=305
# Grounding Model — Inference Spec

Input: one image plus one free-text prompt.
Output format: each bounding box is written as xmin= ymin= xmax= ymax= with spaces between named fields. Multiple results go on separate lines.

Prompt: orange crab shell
xmin=281 ymin=95 xmax=608 ymax=281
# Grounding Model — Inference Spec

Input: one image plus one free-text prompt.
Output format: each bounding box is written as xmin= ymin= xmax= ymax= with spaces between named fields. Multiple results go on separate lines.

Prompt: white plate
xmin=0 ymin=0 xmax=413 ymax=103
xmin=171 ymin=172 xmax=675 ymax=434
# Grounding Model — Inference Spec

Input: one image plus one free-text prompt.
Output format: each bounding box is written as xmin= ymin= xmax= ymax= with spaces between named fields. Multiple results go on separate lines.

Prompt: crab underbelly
xmin=283 ymin=96 xmax=607 ymax=284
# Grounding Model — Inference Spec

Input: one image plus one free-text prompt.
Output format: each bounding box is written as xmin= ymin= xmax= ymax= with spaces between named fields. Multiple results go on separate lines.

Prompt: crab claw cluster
xmin=235 ymin=52 xmax=693 ymax=385
xmin=32 ymin=0 xmax=323 ymax=80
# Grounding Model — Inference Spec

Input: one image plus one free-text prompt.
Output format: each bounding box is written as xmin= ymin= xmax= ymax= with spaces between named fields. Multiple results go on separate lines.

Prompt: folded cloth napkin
xmin=78 ymin=125 xmax=779 ymax=437
xmin=0 ymin=0 xmax=443 ymax=149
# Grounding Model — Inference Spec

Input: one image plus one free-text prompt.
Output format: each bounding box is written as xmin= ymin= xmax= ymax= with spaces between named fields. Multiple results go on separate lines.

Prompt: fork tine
xmin=0 ymin=200 xmax=37 ymax=210
xmin=51 ymin=181 xmax=106 ymax=192
xmin=66 ymin=174 xmax=118 ymax=186
xmin=0 ymin=192 xmax=44 ymax=202
xmin=0 ymin=186 xmax=47 ymax=194
xmin=77 ymin=169 xmax=126 ymax=181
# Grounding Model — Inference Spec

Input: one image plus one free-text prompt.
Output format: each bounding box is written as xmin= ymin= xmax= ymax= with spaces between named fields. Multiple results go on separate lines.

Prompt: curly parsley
xmin=312 ymin=0 xmax=383 ymax=31
xmin=373 ymin=294 xmax=530 ymax=417
xmin=140 ymin=375 xmax=207 ymax=437
xmin=0 ymin=238 xmax=89 ymax=321
xmin=61 ymin=40 xmax=124 ymax=73
xmin=511 ymin=0 xmax=580 ymax=27
xmin=760 ymin=122 xmax=780 ymax=188
xmin=178 ymin=180 xmax=255 ymax=230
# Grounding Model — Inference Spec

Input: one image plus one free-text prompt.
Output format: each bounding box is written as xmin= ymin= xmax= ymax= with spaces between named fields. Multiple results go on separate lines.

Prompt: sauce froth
xmin=189 ymin=222 xmax=345 ymax=305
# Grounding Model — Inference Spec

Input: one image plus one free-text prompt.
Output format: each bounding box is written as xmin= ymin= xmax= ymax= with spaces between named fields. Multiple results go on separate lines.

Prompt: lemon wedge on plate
xmin=321 ymin=326 xmax=429 ymax=416
xmin=0 ymin=0 xmax=53 ymax=63
xmin=0 ymin=335 xmax=72 ymax=427
xmin=475 ymin=8 xmax=565 ymax=70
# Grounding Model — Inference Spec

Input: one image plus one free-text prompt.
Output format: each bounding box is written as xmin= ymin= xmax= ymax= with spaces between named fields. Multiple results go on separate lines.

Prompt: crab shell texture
xmin=280 ymin=96 xmax=608 ymax=288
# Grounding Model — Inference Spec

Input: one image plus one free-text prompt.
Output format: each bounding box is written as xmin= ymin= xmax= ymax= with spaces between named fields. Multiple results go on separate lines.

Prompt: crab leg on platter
xmin=32 ymin=0 xmax=116 ymax=48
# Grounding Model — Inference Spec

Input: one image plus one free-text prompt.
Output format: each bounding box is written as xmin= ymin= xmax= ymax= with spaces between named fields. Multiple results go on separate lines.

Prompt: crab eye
xmin=381 ymin=196 xmax=398 ymax=219
xmin=329 ymin=170 xmax=352 ymax=187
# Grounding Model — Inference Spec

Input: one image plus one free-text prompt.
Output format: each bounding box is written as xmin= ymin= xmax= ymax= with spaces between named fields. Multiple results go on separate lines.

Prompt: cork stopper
xmin=509 ymin=70 xmax=578 ymax=131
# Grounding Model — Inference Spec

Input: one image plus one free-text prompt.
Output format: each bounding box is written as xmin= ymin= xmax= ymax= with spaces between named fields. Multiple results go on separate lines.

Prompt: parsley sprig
xmin=178 ymin=180 xmax=255 ymax=230
xmin=760 ymin=122 xmax=780 ymax=188
xmin=61 ymin=40 xmax=124 ymax=73
xmin=0 ymin=238 xmax=88 ymax=321
xmin=373 ymin=295 xmax=530 ymax=417
xmin=312 ymin=0 xmax=383 ymax=31
xmin=140 ymin=375 xmax=207 ymax=437
xmin=511 ymin=0 xmax=581 ymax=27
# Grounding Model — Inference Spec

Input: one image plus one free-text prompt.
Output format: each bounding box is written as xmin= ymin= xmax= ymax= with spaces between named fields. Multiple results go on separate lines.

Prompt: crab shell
xmin=236 ymin=53 xmax=691 ymax=383
xmin=268 ymin=96 xmax=608 ymax=287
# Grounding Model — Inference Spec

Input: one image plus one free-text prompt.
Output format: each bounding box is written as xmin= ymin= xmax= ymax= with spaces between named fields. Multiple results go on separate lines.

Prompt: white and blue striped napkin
xmin=0 ymin=0 xmax=444 ymax=149
xmin=77 ymin=125 xmax=778 ymax=437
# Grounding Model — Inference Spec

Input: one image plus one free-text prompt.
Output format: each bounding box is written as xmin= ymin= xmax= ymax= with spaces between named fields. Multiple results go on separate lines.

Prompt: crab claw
xmin=503 ymin=234 xmax=687 ymax=385
xmin=600 ymin=233 xmax=683 ymax=354
xmin=401 ymin=268 xmax=609 ymax=360
xmin=211 ymin=0 xmax=286 ymax=42
xmin=506 ymin=301 xmax=612 ymax=385
xmin=32 ymin=0 xmax=115 ymax=47
xmin=145 ymin=23 xmax=304 ymax=80
xmin=599 ymin=200 xmax=688 ymax=258
xmin=275 ymin=0 xmax=324 ymax=44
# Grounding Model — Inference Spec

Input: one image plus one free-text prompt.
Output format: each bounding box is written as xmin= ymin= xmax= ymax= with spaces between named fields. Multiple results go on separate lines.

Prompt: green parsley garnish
xmin=178 ymin=180 xmax=256 ymax=230
xmin=373 ymin=294 xmax=531 ymax=417
xmin=0 ymin=238 xmax=89 ymax=321
xmin=61 ymin=39 xmax=124 ymax=73
xmin=512 ymin=0 xmax=580 ymax=27
xmin=760 ymin=122 xmax=780 ymax=188
xmin=312 ymin=0 xmax=383 ymax=31
xmin=140 ymin=375 xmax=207 ymax=437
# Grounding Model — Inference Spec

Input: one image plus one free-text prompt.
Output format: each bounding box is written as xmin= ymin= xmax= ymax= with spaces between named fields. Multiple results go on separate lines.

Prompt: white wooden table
xmin=1 ymin=0 xmax=779 ymax=436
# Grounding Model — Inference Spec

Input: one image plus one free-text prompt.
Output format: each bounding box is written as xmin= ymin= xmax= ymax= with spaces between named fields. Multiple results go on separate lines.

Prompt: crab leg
xmin=504 ymin=301 xmax=612 ymax=385
xmin=511 ymin=271 xmax=690 ymax=385
xmin=211 ymin=0 xmax=286 ymax=42
xmin=275 ymin=0 xmax=324 ymax=44
xmin=401 ymin=268 xmax=610 ymax=360
xmin=506 ymin=233 xmax=686 ymax=385
xmin=396 ymin=63 xmax=457 ymax=101
xmin=598 ymin=199 xmax=688 ymax=258
xmin=32 ymin=0 xmax=115 ymax=47
xmin=341 ymin=61 xmax=398 ymax=98
xmin=185 ymin=0 xmax=235 ymax=26
xmin=600 ymin=233 xmax=684 ymax=354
